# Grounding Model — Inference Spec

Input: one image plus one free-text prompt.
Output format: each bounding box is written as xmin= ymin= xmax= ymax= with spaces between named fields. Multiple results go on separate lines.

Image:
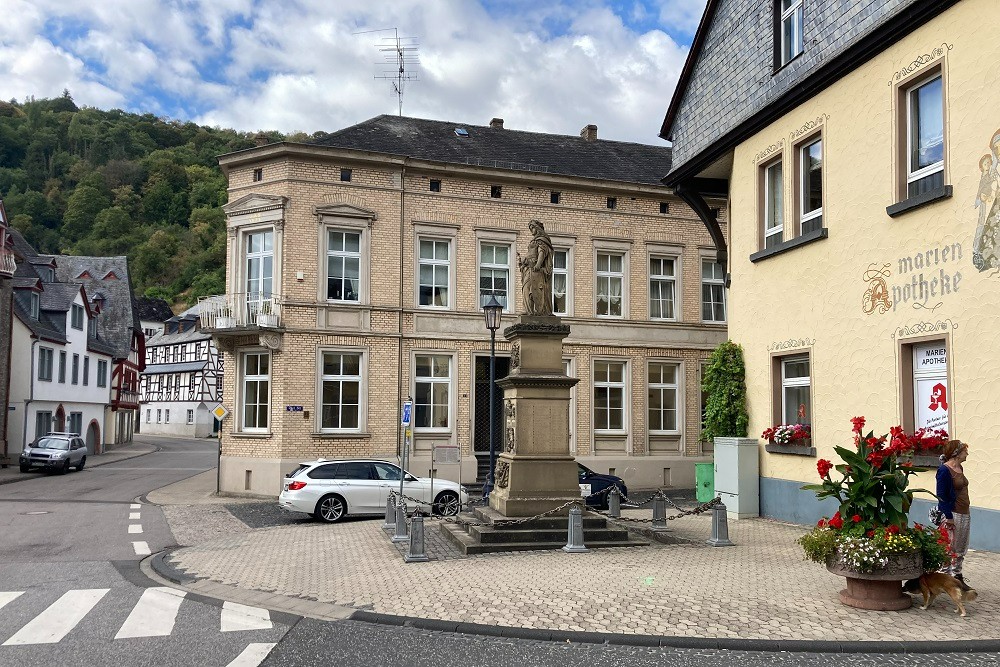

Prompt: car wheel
xmin=19 ymin=464 xmax=29 ymax=473
xmin=59 ymin=460 xmax=70 ymax=475
xmin=76 ymin=457 xmax=86 ymax=472
xmin=314 ymin=495 xmax=346 ymax=523
xmin=435 ymin=491 xmax=460 ymax=516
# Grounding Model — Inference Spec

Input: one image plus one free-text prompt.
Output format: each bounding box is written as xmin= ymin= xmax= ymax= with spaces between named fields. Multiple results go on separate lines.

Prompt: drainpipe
xmin=396 ymin=161 xmax=407 ymax=459
xmin=23 ymin=338 xmax=38 ymax=451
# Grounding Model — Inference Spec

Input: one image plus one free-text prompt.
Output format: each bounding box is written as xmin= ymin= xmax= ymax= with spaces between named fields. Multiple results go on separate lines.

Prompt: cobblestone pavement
xmin=163 ymin=507 xmax=1000 ymax=642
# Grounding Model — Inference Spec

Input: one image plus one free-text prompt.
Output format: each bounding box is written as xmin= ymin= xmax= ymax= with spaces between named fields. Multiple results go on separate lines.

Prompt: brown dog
xmin=903 ymin=573 xmax=978 ymax=617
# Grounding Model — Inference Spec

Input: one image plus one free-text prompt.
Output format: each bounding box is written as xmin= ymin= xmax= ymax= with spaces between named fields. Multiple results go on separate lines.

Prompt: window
xmin=30 ymin=292 xmax=39 ymax=320
xmin=340 ymin=168 xmax=352 ymax=182
xmin=187 ymin=409 xmax=194 ymax=425
xmin=701 ymin=259 xmax=727 ymax=323
xmin=83 ymin=356 xmax=90 ymax=386
xmin=905 ymin=342 xmax=950 ymax=432
xmin=596 ymin=252 xmax=624 ymax=317
xmin=798 ymin=138 xmax=823 ymax=234
xmin=156 ymin=409 xmax=162 ymax=423
xmin=479 ymin=243 xmax=510 ymax=309
xmin=763 ymin=160 xmax=783 ymax=249
xmin=607 ymin=197 xmax=617 ymax=210
xmin=414 ymin=354 xmax=451 ymax=430
xmin=241 ymin=352 xmax=270 ymax=431
xmin=552 ymin=249 xmax=569 ymax=315
xmin=418 ymin=238 xmax=450 ymax=307
xmin=69 ymin=412 xmax=83 ymax=436
xmin=490 ymin=185 xmax=502 ymax=198
xmin=245 ymin=230 xmax=274 ymax=299
xmin=550 ymin=191 xmax=561 ymax=204
xmin=778 ymin=0 xmax=803 ymax=66
xmin=659 ymin=202 xmax=670 ymax=215
xmin=593 ymin=360 xmax=626 ymax=432
xmin=38 ymin=347 xmax=54 ymax=381
xmin=780 ymin=356 xmax=811 ymax=426
xmin=429 ymin=179 xmax=441 ymax=192
xmin=252 ymin=168 xmax=262 ymax=182
xmin=320 ymin=352 xmax=362 ymax=431
xmin=165 ymin=409 xmax=170 ymax=424
xmin=326 ymin=229 xmax=361 ymax=302
xmin=647 ymin=362 xmax=680 ymax=433
xmin=146 ymin=409 xmax=151 ymax=424
xmin=97 ymin=360 xmax=107 ymax=387
xmin=71 ymin=304 xmax=84 ymax=329
xmin=35 ymin=411 xmax=52 ymax=440
xmin=649 ymin=256 xmax=677 ymax=320
xmin=906 ymin=74 xmax=945 ymax=198
xmin=72 ymin=354 xmax=79 ymax=385
xmin=88 ymin=317 xmax=97 ymax=338
xmin=59 ymin=351 xmax=66 ymax=383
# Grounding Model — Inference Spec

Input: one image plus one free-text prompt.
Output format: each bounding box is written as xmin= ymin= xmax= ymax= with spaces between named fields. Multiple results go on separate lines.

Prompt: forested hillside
xmin=0 ymin=92 xmax=290 ymax=307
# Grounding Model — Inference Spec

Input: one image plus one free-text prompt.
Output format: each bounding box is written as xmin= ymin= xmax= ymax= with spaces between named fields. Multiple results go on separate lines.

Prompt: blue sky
xmin=0 ymin=0 xmax=706 ymax=144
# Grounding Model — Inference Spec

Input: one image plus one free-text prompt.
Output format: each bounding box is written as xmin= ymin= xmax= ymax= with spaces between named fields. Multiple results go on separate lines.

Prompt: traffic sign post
xmin=399 ymin=399 xmax=413 ymax=503
xmin=212 ymin=404 xmax=228 ymax=494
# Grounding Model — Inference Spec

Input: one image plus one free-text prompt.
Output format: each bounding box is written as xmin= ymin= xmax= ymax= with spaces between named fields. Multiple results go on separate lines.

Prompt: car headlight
xmin=53 ymin=451 xmax=68 ymax=458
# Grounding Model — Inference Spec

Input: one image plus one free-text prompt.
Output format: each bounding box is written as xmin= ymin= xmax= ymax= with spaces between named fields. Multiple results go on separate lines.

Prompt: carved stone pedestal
xmin=488 ymin=316 xmax=580 ymax=517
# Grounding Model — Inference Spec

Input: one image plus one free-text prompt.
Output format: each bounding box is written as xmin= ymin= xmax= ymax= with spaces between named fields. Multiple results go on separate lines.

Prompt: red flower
xmin=828 ymin=512 xmax=844 ymax=529
xmin=851 ymin=514 xmax=861 ymax=523
xmin=761 ymin=427 xmax=775 ymax=440
xmin=817 ymin=518 xmax=826 ymax=528
xmin=866 ymin=530 xmax=875 ymax=537
xmin=851 ymin=416 xmax=866 ymax=434
xmin=887 ymin=524 xmax=900 ymax=534
xmin=817 ymin=459 xmax=833 ymax=478
xmin=914 ymin=522 xmax=923 ymax=530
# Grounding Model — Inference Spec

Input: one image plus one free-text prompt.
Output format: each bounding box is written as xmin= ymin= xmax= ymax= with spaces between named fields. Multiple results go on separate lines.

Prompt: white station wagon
xmin=278 ymin=459 xmax=469 ymax=523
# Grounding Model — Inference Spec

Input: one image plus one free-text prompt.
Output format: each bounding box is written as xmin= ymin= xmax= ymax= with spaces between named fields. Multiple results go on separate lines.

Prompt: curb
xmin=0 ymin=445 xmax=159 ymax=486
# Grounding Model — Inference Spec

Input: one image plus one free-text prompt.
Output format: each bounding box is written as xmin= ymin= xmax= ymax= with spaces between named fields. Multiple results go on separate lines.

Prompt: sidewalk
xmin=147 ymin=472 xmax=1000 ymax=650
xmin=0 ymin=441 xmax=157 ymax=485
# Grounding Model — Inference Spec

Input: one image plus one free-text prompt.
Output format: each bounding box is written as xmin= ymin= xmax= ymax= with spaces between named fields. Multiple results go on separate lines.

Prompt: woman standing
xmin=936 ymin=439 xmax=971 ymax=582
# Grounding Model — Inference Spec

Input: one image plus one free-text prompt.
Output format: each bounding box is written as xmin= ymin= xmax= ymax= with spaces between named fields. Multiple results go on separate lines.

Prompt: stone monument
xmin=488 ymin=220 xmax=581 ymax=516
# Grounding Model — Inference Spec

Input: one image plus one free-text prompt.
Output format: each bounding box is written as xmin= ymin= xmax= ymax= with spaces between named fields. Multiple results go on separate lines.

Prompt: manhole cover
xmin=22 ymin=511 xmax=50 ymax=515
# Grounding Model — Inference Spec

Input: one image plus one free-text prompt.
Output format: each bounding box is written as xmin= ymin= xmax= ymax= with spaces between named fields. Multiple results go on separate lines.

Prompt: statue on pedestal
xmin=518 ymin=220 xmax=554 ymax=316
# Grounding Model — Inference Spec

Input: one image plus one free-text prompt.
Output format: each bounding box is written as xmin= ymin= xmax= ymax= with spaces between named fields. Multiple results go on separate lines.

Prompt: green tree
xmin=62 ymin=184 xmax=111 ymax=242
xmin=701 ymin=341 xmax=750 ymax=441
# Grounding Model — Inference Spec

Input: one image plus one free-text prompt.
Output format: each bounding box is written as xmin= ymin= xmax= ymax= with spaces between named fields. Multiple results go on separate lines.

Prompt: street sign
xmin=285 ymin=405 xmax=304 ymax=412
xmin=212 ymin=405 xmax=229 ymax=420
xmin=401 ymin=400 xmax=412 ymax=426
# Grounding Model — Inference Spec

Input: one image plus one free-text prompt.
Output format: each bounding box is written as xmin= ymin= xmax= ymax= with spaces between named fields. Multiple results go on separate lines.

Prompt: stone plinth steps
xmin=440 ymin=506 xmax=648 ymax=555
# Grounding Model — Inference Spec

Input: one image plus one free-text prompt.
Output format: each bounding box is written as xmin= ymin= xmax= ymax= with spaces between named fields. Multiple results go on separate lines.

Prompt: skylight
xmin=454 ymin=128 xmax=469 ymax=137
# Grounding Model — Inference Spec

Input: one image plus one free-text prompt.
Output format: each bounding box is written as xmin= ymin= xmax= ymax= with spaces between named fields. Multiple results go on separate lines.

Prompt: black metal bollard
xmin=652 ymin=493 xmax=667 ymax=529
xmin=562 ymin=504 xmax=589 ymax=553
xmin=608 ymin=485 xmax=621 ymax=518
xmin=405 ymin=512 xmax=430 ymax=562
xmin=706 ymin=501 xmax=735 ymax=547
xmin=391 ymin=500 xmax=409 ymax=543
xmin=383 ymin=493 xmax=396 ymax=531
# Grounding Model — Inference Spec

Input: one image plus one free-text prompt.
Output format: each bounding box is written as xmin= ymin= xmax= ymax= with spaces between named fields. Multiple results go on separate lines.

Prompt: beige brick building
xmin=204 ymin=116 xmax=727 ymax=497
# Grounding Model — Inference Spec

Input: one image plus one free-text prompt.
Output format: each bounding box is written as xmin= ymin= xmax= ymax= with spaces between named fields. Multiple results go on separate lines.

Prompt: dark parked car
xmin=578 ymin=463 xmax=627 ymax=508
xmin=20 ymin=433 xmax=88 ymax=474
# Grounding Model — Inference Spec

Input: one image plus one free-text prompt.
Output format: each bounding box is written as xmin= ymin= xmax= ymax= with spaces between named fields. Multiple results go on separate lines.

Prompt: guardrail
xmin=197 ymin=293 xmax=283 ymax=330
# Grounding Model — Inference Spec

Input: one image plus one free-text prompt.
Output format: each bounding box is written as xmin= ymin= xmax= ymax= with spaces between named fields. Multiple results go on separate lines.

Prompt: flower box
xmin=764 ymin=440 xmax=815 ymax=456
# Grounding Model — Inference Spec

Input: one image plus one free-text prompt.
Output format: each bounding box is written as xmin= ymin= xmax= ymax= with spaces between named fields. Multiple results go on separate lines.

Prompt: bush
xmin=700 ymin=341 xmax=749 ymax=440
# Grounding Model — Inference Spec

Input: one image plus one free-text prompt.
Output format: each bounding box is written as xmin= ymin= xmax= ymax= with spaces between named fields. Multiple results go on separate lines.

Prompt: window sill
xmin=764 ymin=442 xmax=816 ymax=456
xmin=750 ymin=227 xmax=828 ymax=263
xmin=310 ymin=432 xmax=372 ymax=439
xmin=886 ymin=185 xmax=952 ymax=218
xmin=230 ymin=432 xmax=272 ymax=439
xmin=912 ymin=454 xmax=942 ymax=467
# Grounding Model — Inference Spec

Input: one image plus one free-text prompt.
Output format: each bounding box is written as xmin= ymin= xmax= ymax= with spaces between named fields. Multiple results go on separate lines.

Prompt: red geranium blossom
xmin=828 ymin=512 xmax=844 ymax=529
xmin=817 ymin=459 xmax=833 ymax=478
xmin=851 ymin=514 xmax=861 ymax=523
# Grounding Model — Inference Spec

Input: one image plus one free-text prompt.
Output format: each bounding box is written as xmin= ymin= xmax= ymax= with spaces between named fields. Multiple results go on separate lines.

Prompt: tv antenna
xmin=356 ymin=28 xmax=420 ymax=116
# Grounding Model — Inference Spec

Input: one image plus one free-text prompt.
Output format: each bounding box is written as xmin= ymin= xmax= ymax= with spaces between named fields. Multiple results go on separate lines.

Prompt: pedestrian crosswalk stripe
xmin=129 ymin=512 xmax=141 ymax=520
xmin=130 ymin=503 xmax=141 ymax=509
xmin=114 ymin=587 xmax=185 ymax=639
xmin=0 ymin=592 xmax=24 ymax=612
xmin=221 ymin=602 xmax=272 ymax=632
xmin=133 ymin=541 xmax=151 ymax=555
xmin=226 ymin=642 xmax=277 ymax=667
xmin=3 ymin=589 xmax=109 ymax=645
xmin=128 ymin=524 xmax=143 ymax=534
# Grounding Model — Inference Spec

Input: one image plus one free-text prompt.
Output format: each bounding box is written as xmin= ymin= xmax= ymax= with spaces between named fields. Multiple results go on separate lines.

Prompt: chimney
xmin=253 ymin=132 xmax=269 ymax=147
xmin=580 ymin=124 xmax=598 ymax=142
xmin=489 ymin=117 xmax=504 ymax=129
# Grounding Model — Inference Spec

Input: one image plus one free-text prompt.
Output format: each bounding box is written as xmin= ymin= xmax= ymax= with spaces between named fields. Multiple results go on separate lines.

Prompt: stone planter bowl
xmin=826 ymin=551 xmax=923 ymax=611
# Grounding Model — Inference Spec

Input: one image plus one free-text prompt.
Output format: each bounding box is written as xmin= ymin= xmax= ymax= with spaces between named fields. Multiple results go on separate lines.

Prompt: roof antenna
xmin=356 ymin=28 xmax=420 ymax=116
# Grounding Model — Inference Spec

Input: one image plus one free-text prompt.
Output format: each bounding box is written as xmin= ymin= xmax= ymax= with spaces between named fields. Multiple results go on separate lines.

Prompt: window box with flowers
xmin=797 ymin=417 xmax=953 ymax=610
xmin=762 ymin=423 xmax=814 ymax=456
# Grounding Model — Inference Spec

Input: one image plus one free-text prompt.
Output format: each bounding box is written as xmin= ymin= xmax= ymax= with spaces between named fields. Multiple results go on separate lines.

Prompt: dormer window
xmin=89 ymin=317 xmax=98 ymax=338
xmin=71 ymin=304 xmax=84 ymax=330
xmin=777 ymin=0 xmax=804 ymax=67
xmin=30 ymin=292 xmax=40 ymax=320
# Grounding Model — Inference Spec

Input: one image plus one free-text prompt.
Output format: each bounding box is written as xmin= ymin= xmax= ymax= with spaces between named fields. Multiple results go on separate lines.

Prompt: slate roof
xmin=39 ymin=283 xmax=81 ymax=312
xmin=146 ymin=327 xmax=211 ymax=347
xmin=308 ymin=115 xmax=673 ymax=187
xmin=11 ymin=293 xmax=66 ymax=344
xmin=53 ymin=255 xmax=140 ymax=360
xmin=134 ymin=297 xmax=174 ymax=322
xmin=661 ymin=0 xmax=949 ymax=179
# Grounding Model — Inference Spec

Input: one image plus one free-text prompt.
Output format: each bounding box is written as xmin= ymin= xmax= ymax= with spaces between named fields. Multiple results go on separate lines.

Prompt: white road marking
xmin=3 ymin=589 xmax=109 ymax=645
xmin=0 ymin=592 xmax=24 ymax=611
xmin=129 ymin=512 xmax=141 ymax=520
xmin=114 ymin=587 xmax=186 ymax=639
xmin=221 ymin=602 xmax=273 ymax=632
xmin=132 ymin=541 xmax=150 ymax=555
xmin=128 ymin=524 xmax=143 ymax=534
xmin=130 ymin=503 xmax=141 ymax=509
xmin=226 ymin=642 xmax=278 ymax=667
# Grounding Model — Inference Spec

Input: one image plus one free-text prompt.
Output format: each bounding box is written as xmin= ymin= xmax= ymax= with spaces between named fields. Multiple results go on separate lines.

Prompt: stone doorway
xmin=473 ymin=355 xmax=510 ymax=482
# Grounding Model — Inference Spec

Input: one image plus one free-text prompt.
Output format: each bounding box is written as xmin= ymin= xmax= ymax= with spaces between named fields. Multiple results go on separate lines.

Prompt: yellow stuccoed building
xmin=205 ymin=116 xmax=728 ymax=497
xmin=662 ymin=0 xmax=999 ymax=549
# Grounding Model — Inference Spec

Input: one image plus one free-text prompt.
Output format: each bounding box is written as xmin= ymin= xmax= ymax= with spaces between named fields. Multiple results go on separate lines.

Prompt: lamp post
xmin=481 ymin=293 xmax=504 ymax=499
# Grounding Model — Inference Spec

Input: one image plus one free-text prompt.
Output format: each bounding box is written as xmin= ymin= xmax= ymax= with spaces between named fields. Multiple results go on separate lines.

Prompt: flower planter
xmin=826 ymin=551 xmax=923 ymax=610
xmin=764 ymin=439 xmax=815 ymax=456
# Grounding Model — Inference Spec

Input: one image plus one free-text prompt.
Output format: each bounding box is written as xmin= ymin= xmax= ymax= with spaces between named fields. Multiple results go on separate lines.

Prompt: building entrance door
xmin=473 ymin=355 xmax=510 ymax=482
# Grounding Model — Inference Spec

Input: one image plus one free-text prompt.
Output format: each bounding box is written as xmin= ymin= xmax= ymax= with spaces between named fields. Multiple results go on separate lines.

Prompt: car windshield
xmin=35 ymin=438 xmax=70 ymax=451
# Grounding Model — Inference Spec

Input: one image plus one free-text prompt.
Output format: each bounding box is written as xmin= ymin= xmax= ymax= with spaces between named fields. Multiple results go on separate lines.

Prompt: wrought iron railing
xmin=197 ymin=293 xmax=283 ymax=330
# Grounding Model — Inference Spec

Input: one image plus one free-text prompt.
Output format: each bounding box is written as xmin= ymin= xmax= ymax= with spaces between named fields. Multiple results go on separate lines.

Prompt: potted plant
xmin=256 ymin=299 xmax=279 ymax=328
xmin=215 ymin=303 xmax=236 ymax=329
xmin=798 ymin=417 xmax=952 ymax=610
xmin=762 ymin=423 xmax=813 ymax=454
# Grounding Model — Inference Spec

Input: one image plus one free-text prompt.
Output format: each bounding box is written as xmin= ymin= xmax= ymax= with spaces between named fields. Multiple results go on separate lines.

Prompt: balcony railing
xmin=198 ymin=293 xmax=283 ymax=331
xmin=0 ymin=245 xmax=15 ymax=278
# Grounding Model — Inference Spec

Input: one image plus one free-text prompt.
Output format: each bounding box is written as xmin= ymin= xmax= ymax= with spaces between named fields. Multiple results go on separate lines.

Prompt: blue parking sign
xmin=401 ymin=401 xmax=412 ymax=426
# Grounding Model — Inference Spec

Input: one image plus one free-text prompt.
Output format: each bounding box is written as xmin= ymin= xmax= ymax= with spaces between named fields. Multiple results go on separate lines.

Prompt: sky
xmin=0 ymin=0 xmax=706 ymax=145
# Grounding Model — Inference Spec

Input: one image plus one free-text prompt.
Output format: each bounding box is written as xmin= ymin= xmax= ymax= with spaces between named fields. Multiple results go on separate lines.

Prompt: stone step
xmin=468 ymin=525 xmax=633 ymax=544
xmin=439 ymin=521 xmax=648 ymax=555
xmin=470 ymin=505 xmax=607 ymax=529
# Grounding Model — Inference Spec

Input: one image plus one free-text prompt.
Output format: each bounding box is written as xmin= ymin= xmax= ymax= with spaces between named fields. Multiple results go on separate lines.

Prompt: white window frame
xmin=38 ymin=347 xmax=54 ymax=381
xmin=701 ymin=258 xmax=727 ymax=323
xmin=648 ymin=254 xmax=678 ymax=321
xmin=552 ymin=248 xmax=571 ymax=316
xmin=69 ymin=412 xmax=83 ymax=436
xmin=30 ymin=292 xmax=40 ymax=320
xmin=318 ymin=349 xmax=366 ymax=433
xmin=244 ymin=229 xmax=274 ymax=300
xmin=798 ymin=137 xmax=823 ymax=234
xmin=763 ymin=159 xmax=783 ymax=248
xmin=157 ymin=409 xmax=162 ymax=424
xmin=564 ymin=357 xmax=577 ymax=454
xmin=478 ymin=241 xmax=512 ymax=311
xmin=595 ymin=246 xmax=628 ymax=319
xmin=780 ymin=355 xmax=811 ymax=426
xmin=416 ymin=236 xmax=454 ymax=310
xmin=186 ymin=409 xmax=194 ymax=425
xmin=412 ymin=353 xmax=454 ymax=433
xmin=240 ymin=350 xmax=271 ymax=433
xmin=593 ymin=359 xmax=628 ymax=434
xmin=779 ymin=0 xmax=803 ymax=66
xmin=146 ymin=409 xmax=151 ymax=424
xmin=71 ymin=304 xmax=84 ymax=330
xmin=905 ymin=74 xmax=945 ymax=193
xmin=97 ymin=359 xmax=107 ymax=387
xmin=325 ymin=228 xmax=362 ymax=303
xmin=165 ymin=409 xmax=170 ymax=424
xmin=647 ymin=360 xmax=681 ymax=435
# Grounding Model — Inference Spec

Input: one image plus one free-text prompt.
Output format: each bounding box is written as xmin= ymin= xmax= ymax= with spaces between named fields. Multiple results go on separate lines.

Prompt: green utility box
xmin=695 ymin=462 xmax=715 ymax=503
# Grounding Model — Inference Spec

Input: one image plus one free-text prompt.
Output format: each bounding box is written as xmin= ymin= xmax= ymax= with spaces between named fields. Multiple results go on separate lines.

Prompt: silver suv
xmin=20 ymin=433 xmax=88 ymax=474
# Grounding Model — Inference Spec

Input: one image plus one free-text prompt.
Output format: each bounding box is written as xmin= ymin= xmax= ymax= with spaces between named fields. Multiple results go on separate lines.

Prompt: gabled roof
xmin=306 ymin=115 xmax=673 ymax=187
xmin=11 ymin=295 xmax=66 ymax=344
xmin=660 ymin=0 xmax=957 ymax=182
xmin=54 ymin=255 xmax=140 ymax=360
xmin=39 ymin=283 xmax=84 ymax=313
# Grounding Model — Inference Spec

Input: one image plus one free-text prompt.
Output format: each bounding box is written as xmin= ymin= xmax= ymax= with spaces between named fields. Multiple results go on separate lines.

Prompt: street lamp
xmin=481 ymin=293 xmax=504 ymax=499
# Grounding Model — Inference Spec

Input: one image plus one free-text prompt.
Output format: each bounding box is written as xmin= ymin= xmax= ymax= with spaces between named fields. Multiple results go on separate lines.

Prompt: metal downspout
xmin=396 ymin=162 xmax=406 ymax=458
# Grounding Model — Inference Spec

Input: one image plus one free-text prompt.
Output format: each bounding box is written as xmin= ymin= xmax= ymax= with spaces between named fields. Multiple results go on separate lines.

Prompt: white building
xmin=139 ymin=306 xmax=222 ymax=438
